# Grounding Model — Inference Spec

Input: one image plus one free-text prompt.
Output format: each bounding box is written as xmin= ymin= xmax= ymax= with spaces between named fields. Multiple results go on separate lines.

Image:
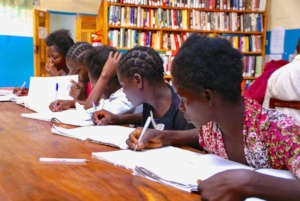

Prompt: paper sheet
xmin=270 ymin=27 xmax=285 ymax=54
xmin=51 ymin=125 xmax=134 ymax=149
xmin=25 ymin=75 xmax=78 ymax=113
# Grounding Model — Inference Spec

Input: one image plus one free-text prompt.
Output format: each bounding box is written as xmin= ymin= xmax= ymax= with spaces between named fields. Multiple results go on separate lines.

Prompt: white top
xmin=100 ymin=88 xmax=135 ymax=115
xmin=263 ymin=55 xmax=300 ymax=125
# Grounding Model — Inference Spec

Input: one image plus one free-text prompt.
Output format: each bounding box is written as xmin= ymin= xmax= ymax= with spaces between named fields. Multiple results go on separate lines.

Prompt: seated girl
xmin=127 ymin=34 xmax=300 ymax=200
xmin=92 ymin=46 xmax=195 ymax=133
xmin=45 ymin=29 xmax=74 ymax=76
xmin=50 ymin=45 xmax=135 ymax=115
xmin=14 ymin=29 xmax=74 ymax=96
xmin=49 ymin=42 xmax=92 ymax=111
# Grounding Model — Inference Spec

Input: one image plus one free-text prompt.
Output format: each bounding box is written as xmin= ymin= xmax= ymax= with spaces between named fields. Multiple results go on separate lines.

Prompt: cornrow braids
xmin=66 ymin=42 xmax=92 ymax=64
xmin=118 ymin=46 xmax=164 ymax=83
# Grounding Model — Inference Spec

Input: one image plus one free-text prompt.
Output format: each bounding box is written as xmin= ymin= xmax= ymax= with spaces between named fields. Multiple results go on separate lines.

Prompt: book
xmin=92 ymin=146 xmax=295 ymax=200
xmin=51 ymin=125 xmax=135 ymax=149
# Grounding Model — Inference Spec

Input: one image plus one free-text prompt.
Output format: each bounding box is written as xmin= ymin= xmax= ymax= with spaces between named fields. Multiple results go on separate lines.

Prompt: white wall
xmin=50 ymin=13 xmax=76 ymax=41
xmin=0 ymin=4 xmax=33 ymax=37
xmin=267 ymin=0 xmax=300 ymax=30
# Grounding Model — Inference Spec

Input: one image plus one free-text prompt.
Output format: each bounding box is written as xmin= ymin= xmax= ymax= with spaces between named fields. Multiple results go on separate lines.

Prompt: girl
xmin=49 ymin=42 xmax=92 ymax=111
xmin=92 ymin=46 xmax=194 ymax=133
xmin=45 ymin=29 xmax=74 ymax=76
xmin=14 ymin=29 xmax=74 ymax=96
xmin=127 ymin=34 xmax=300 ymax=201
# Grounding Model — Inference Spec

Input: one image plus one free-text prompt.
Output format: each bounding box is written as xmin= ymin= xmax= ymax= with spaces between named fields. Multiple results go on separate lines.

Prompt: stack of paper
xmin=51 ymin=125 xmax=134 ymax=149
xmin=92 ymin=146 xmax=295 ymax=201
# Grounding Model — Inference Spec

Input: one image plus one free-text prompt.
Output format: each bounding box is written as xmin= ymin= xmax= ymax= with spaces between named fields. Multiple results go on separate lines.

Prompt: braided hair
xmin=118 ymin=46 xmax=164 ymax=83
xmin=45 ymin=29 xmax=74 ymax=56
xmin=66 ymin=42 xmax=92 ymax=64
xmin=84 ymin=45 xmax=117 ymax=80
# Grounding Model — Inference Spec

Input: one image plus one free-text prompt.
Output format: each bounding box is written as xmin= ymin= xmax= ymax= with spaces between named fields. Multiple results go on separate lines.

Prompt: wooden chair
xmin=269 ymin=98 xmax=300 ymax=109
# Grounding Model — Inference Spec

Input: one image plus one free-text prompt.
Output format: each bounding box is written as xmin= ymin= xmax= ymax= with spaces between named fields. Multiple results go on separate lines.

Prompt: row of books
xmin=109 ymin=6 xmax=263 ymax=32
xmin=242 ymin=55 xmax=262 ymax=77
xmin=190 ymin=11 xmax=263 ymax=32
xmin=107 ymin=0 xmax=266 ymax=11
xmin=109 ymin=6 xmax=188 ymax=29
xmin=160 ymin=52 xmax=174 ymax=75
xmin=222 ymin=35 xmax=262 ymax=52
xmin=109 ymin=29 xmax=161 ymax=49
xmin=162 ymin=32 xmax=191 ymax=50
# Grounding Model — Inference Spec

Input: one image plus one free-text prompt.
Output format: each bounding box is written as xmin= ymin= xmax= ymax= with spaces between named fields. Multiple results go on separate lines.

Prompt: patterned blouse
xmin=199 ymin=97 xmax=300 ymax=178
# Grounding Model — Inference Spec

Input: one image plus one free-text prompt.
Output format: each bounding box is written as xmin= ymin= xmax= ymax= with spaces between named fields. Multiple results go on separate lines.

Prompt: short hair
xmin=118 ymin=46 xmax=164 ymax=83
xmin=45 ymin=29 xmax=74 ymax=56
xmin=84 ymin=45 xmax=117 ymax=79
xmin=172 ymin=34 xmax=243 ymax=103
xmin=66 ymin=42 xmax=92 ymax=63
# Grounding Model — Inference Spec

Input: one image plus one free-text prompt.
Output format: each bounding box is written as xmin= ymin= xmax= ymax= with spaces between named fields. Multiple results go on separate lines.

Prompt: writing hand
xmin=126 ymin=128 xmax=164 ymax=151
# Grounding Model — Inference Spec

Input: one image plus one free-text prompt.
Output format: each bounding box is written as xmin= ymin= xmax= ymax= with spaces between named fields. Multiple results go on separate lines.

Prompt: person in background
xmin=263 ymin=38 xmax=300 ymax=125
xmin=93 ymin=46 xmax=196 ymax=141
xmin=127 ymin=34 xmax=300 ymax=201
xmin=13 ymin=29 xmax=74 ymax=97
xmin=244 ymin=59 xmax=288 ymax=104
xmin=66 ymin=42 xmax=93 ymax=101
xmin=45 ymin=29 xmax=74 ymax=76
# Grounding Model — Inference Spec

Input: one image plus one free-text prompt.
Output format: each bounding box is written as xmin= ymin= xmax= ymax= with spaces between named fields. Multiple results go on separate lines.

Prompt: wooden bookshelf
xmin=97 ymin=0 xmax=269 ymax=85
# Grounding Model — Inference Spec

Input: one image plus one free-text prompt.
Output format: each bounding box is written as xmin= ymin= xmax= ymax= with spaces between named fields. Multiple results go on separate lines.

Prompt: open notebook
xmin=24 ymin=75 xmax=78 ymax=113
xmin=92 ymin=146 xmax=295 ymax=201
xmin=51 ymin=125 xmax=134 ymax=149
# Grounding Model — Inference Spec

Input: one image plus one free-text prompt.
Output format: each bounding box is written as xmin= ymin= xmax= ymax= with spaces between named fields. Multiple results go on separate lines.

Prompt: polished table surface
xmin=0 ymin=102 xmax=201 ymax=201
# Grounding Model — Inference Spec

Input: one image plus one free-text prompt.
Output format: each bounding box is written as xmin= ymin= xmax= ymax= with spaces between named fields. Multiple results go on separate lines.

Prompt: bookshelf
xmin=97 ymin=0 xmax=269 ymax=82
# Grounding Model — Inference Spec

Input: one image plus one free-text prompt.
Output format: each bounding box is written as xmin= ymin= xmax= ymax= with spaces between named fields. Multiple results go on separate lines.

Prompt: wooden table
xmin=0 ymin=103 xmax=201 ymax=201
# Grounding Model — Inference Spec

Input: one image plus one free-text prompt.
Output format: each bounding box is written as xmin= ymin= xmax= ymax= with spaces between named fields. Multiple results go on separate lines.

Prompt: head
xmin=66 ymin=42 xmax=92 ymax=75
xmin=117 ymin=46 xmax=164 ymax=106
xmin=84 ymin=45 xmax=120 ymax=98
xmin=172 ymin=34 xmax=243 ymax=127
xmin=46 ymin=29 xmax=74 ymax=69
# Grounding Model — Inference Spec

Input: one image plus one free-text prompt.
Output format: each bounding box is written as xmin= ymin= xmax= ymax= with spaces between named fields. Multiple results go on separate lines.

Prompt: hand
xmin=13 ymin=87 xmax=28 ymax=96
xmin=101 ymin=51 xmax=122 ymax=79
xmin=69 ymin=80 xmax=82 ymax=100
xmin=92 ymin=110 xmax=118 ymax=125
xmin=197 ymin=169 xmax=254 ymax=201
xmin=45 ymin=61 xmax=60 ymax=76
xmin=49 ymin=100 xmax=75 ymax=112
xmin=126 ymin=128 xmax=164 ymax=151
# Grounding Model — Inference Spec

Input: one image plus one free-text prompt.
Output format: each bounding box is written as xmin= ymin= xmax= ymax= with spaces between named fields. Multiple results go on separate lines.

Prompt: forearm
xmin=115 ymin=112 xmax=142 ymax=125
xmin=84 ymin=75 xmax=110 ymax=109
xmin=160 ymin=128 xmax=199 ymax=147
xmin=245 ymin=172 xmax=300 ymax=201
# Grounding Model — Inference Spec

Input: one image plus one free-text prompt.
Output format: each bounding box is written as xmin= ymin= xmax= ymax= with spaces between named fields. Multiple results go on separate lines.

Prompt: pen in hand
xmin=135 ymin=116 xmax=152 ymax=151
xmin=17 ymin=81 xmax=26 ymax=96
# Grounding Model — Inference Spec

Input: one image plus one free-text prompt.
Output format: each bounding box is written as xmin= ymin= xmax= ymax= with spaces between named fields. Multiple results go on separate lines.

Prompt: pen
xmin=17 ymin=81 xmax=26 ymax=96
xmin=39 ymin=157 xmax=87 ymax=163
xmin=54 ymin=83 xmax=59 ymax=108
xmin=92 ymin=100 xmax=97 ymax=113
xmin=135 ymin=116 xmax=152 ymax=151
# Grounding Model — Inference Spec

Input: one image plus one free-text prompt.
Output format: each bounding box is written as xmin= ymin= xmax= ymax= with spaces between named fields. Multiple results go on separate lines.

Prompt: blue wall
xmin=266 ymin=29 xmax=300 ymax=61
xmin=0 ymin=35 xmax=33 ymax=87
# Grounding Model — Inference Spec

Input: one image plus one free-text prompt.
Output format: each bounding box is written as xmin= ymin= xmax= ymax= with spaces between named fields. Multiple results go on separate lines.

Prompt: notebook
xmin=25 ymin=75 xmax=78 ymax=113
xmin=92 ymin=146 xmax=295 ymax=201
xmin=51 ymin=125 xmax=135 ymax=149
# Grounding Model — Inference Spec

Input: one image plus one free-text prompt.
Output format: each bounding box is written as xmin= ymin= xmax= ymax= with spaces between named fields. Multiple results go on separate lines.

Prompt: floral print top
xmin=199 ymin=97 xmax=300 ymax=178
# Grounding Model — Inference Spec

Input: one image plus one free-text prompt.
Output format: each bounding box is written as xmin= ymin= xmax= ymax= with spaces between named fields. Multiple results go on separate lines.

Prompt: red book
xmin=174 ymin=34 xmax=179 ymax=50
xmin=173 ymin=10 xmax=177 ymax=28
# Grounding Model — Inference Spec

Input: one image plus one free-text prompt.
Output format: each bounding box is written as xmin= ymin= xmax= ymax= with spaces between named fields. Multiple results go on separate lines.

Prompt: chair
xmin=269 ymin=98 xmax=300 ymax=109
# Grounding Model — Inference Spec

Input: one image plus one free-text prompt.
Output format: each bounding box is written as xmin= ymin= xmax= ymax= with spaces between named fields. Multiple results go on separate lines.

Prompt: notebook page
xmin=26 ymin=75 xmax=78 ymax=113
xmin=52 ymin=125 xmax=134 ymax=149
xmin=21 ymin=109 xmax=93 ymax=127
